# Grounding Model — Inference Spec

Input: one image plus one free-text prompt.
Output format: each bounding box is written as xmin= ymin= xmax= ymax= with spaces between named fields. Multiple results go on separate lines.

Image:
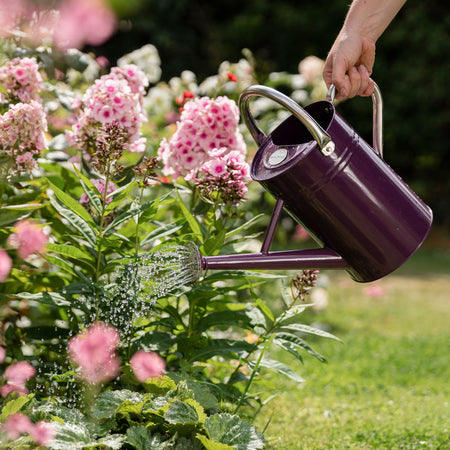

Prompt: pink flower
xmin=2 ymin=414 xmax=55 ymax=446
xmin=363 ymin=284 xmax=387 ymax=298
xmin=158 ymin=96 xmax=247 ymax=180
xmin=68 ymin=322 xmax=121 ymax=384
xmin=70 ymin=66 xmax=147 ymax=156
xmin=53 ymin=0 xmax=116 ymax=50
xmin=0 ymin=249 xmax=12 ymax=282
xmin=298 ymin=55 xmax=324 ymax=84
xmin=130 ymin=350 xmax=165 ymax=382
xmin=0 ymin=346 xmax=5 ymax=363
xmin=7 ymin=220 xmax=48 ymax=259
xmin=29 ymin=420 xmax=56 ymax=446
xmin=4 ymin=361 xmax=36 ymax=385
xmin=0 ymin=57 xmax=43 ymax=103
xmin=1 ymin=360 xmax=36 ymax=397
xmin=3 ymin=413 xmax=34 ymax=441
xmin=293 ymin=225 xmax=311 ymax=242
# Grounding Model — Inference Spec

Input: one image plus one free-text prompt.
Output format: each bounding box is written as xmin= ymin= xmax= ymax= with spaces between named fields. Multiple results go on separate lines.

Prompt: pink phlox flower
xmin=0 ymin=0 xmax=27 ymax=38
xmin=110 ymin=65 xmax=149 ymax=103
xmin=29 ymin=420 xmax=56 ymax=446
xmin=68 ymin=322 xmax=121 ymax=384
xmin=3 ymin=413 xmax=34 ymax=441
xmin=4 ymin=361 xmax=36 ymax=385
xmin=130 ymin=350 xmax=165 ymax=382
xmin=0 ymin=100 xmax=48 ymax=152
xmin=71 ymin=69 xmax=147 ymax=154
xmin=2 ymin=413 xmax=55 ymax=446
xmin=1 ymin=360 xmax=36 ymax=397
xmin=7 ymin=220 xmax=48 ymax=259
xmin=53 ymin=0 xmax=116 ymax=50
xmin=0 ymin=249 xmax=12 ymax=282
xmin=293 ymin=225 xmax=311 ymax=242
xmin=0 ymin=57 xmax=43 ymax=103
xmin=157 ymin=96 xmax=246 ymax=180
xmin=363 ymin=283 xmax=387 ymax=298
xmin=91 ymin=178 xmax=116 ymax=204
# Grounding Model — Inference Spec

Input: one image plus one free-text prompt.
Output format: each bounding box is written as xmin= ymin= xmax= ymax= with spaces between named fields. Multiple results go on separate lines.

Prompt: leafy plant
xmin=0 ymin=14 xmax=336 ymax=448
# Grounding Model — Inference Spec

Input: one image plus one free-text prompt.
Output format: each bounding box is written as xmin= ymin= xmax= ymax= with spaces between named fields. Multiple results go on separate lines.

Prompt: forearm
xmin=342 ymin=0 xmax=407 ymax=43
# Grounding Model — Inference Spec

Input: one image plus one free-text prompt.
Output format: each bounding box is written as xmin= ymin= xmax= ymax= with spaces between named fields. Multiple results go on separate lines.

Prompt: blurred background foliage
xmin=100 ymin=0 xmax=449 ymax=225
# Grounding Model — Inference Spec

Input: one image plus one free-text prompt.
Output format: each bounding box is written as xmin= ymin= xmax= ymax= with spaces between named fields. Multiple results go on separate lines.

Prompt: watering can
xmin=199 ymin=82 xmax=433 ymax=282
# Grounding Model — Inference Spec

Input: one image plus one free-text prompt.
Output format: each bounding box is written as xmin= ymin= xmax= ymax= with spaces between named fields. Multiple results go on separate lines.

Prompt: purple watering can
xmin=200 ymin=83 xmax=432 ymax=282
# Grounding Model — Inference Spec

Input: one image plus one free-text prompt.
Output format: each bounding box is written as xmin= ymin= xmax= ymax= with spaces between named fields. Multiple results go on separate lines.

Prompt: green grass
xmin=253 ymin=248 xmax=450 ymax=449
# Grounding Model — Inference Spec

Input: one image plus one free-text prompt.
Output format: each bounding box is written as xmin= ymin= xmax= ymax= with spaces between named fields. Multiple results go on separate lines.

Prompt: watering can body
xmin=202 ymin=84 xmax=433 ymax=282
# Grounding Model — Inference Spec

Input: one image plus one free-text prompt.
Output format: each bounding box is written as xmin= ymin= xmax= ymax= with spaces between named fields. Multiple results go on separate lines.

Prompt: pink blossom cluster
xmin=68 ymin=322 xmax=121 ymax=385
xmin=69 ymin=65 xmax=148 ymax=154
xmin=79 ymin=178 xmax=117 ymax=205
xmin=130 ymin=350 xmax=165 ymax=382
xmin=0 ymin=57 xmax=43 ymax=104
xmin=194 ymin=148 xmax=251 ymax=204
xmin=0 ymin=100 xmax=48 ymax=173
xmin=110 ymin=65 xmax=149 ymax=105
xmin=2 ymin=413 xmax=55 ymax=446
xmin=157 ymin=96 xmax=247 ymax=180
xmin=52 ymin=0 xmax=116 ymax=50
xmin=0 ymin=249 xmax=12 ymax=282
xmin=0 ymin=360 xmax=36 ymax=397
xmin=67 ymin=322 xmax=166 ymax=385
xmin=7 ymin=220 xmax=48 ymax=260
xmin=0 ymin=0 xmax=116 ymax=51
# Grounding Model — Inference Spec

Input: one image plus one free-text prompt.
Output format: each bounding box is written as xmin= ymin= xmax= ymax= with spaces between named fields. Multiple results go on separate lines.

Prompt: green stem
xmin=93 ymin=167 xmax=111 ymax=318
xmin=234 ymin=334 xmax=274 ymax=414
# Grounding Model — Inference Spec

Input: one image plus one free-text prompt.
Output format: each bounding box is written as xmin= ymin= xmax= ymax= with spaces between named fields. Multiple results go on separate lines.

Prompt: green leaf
xmin=225 ymin=213 xmax=265 ymax=239
xmin=163 ymin=398 xmax=201 ymax=425
xmin=49 ymin=195 xmax=97 ymax=247
xmin=96 ymin=435 xmax=126 ymax=449
xmin=104 ymin=201 xmax=156 ymax=234
xmin=188 ymin=339 xmax=255 ymax=362
xmin=197 ymin=310 xmax=252 ymax=332
xmin=105 ymin=180 xmax=136 ymax=214
xmin=48 ymin=179 xmax=96 ymax=227
xmin=177 ymin=191 xmax=203 ymax=242
xmin=0 ymin=395 xmax=34 ymax=422
xmin=204 ymin=413 xmax=265 ymax=449
xmin=47 ymin=243 xmax=95 ymax=266
xmin=140 ymin=221 xmax=184 ymax=247
xmin=277 ymin=323 xmax=341 ymax=341
xmin=93 ymin=390 xmax=144 ymax=421
xmin=142 ymin=375 xmax=177 ymax=396
xmin=277 ymin=304 xmax=312 ymax=325
xmin=126 ymin=426 xmax=164 ymax=450
xmin=75 ymin=169 xmax=103 ymax=215
xmin=16 ymin=291 xmax=89 ymax=313
xmin=47 ymin=421 xmax=92 ymax=447
xmin=196 ymin=435 xmax=234 ymax=450
xmin=254 ymin=297 xmax=274 ymax=322
xmin=202 ymin=228 xmax=226 ymax=256
xmin=256 ymin=358 xmax=305 ymax=383
xmin=273 ymin=332 xmax=327 ymax=362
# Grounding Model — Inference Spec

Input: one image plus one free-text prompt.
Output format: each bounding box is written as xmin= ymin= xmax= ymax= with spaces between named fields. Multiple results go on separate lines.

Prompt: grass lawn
xmin=253 ymin=246 xmax=450 ymax=449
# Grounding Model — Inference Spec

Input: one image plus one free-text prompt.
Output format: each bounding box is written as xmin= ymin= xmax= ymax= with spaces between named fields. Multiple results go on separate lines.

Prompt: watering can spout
xmin=201 ymin=248 xmax=348 ymax=271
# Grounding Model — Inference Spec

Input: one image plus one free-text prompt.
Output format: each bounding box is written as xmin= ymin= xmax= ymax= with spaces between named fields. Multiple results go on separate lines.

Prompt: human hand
xmin=323 ymin=30 xmax=376 ymax=100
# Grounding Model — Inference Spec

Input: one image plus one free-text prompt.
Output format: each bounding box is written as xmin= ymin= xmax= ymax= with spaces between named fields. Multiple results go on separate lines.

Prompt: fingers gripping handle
xmin=238 ymin=85 xmax=335 ymax=156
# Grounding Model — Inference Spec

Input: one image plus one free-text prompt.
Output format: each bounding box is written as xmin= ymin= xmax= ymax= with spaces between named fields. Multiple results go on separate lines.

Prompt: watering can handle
xmin=326 ymin=81 xmax=383 ymax=157
xmin=239 ymin=85 xmax=336 ymax=156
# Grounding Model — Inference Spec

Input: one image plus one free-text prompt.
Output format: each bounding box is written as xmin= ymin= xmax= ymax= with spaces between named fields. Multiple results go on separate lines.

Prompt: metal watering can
xmin=200 ymin=83 xmax=433 ymax=282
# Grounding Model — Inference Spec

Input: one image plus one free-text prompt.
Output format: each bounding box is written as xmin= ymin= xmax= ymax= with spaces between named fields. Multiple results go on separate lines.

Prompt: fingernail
xmin=340 ymin=88 xmax=347 ymax=97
